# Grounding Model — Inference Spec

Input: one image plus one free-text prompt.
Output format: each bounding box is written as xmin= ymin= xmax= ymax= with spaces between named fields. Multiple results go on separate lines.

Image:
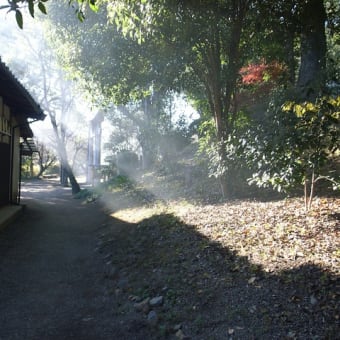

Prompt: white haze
xmin=0 ymin=5 xmax=101 ymax=177
xmin=0 ymin=2 xmax=199 ymax=191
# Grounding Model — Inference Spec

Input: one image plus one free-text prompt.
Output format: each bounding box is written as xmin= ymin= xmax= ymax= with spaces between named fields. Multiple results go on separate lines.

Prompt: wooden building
xmin=0 ymin=58 xmax=45 ymax=207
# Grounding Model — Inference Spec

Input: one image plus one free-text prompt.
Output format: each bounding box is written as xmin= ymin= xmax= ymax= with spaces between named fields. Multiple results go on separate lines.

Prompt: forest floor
xmin=95 ymin=172 xmax=340 ymax=339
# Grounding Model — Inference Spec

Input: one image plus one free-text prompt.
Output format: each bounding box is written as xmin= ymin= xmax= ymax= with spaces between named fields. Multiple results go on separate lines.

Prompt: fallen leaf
xmin=248 ymin=276 xmax=256 ymax=284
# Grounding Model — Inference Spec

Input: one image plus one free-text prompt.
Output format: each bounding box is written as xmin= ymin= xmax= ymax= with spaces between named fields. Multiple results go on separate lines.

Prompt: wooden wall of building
xmin=0 ymin=95 xmax=21 ymax=206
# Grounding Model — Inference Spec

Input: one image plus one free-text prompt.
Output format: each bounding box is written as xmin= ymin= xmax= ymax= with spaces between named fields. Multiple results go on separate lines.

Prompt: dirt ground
xmin=0 ymin=180 xmax=154 ymax=340
xmin=96 ymin=182 xmax=340 ymax=340
xmin=0 ymin=179 xmax=338 ymax=339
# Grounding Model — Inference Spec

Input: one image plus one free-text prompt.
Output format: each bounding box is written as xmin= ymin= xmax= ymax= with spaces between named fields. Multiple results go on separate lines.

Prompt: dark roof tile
xmin=0 ymin=57 xmax=45 ymax=121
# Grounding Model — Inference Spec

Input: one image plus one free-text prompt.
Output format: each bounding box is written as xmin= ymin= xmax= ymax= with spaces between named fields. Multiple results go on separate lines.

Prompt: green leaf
xmin=15 ymin=10 xmax=23 ymax=29
xmin=28 ymin=0 xmax=34 ymax=17
xmin=38 ymin=2 xmax=47 ymax=15
xmin=89 ymin=0 xmax=99 ymax=13
xmin=77 ymin=10 xmax=85 ymax=22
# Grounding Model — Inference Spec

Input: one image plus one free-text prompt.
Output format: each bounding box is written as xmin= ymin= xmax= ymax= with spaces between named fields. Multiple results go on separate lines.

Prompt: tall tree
xmin=30 ymin=44 xmax=81 ymax=193
xmin=45 ymin=1 xmax=190 ymax=171
xmin=45 ymin=0 xmax=253 ymax=197
xmin=43 ymin=0 xmax=335 ymax=198
xmin=254 ymin=0 xmax=328 ymax=98
xmin=296 ymin=0 xmax=327 ymax=100
xmin=34 ymin=140 xmax=57 ymax=178
xmin=0 ymin=21 xmax=82 ymax=194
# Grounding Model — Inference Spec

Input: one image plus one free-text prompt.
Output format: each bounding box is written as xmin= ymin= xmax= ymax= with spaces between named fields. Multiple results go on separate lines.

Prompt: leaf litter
xmin=99 ymin=182 xmax=339 ymax=339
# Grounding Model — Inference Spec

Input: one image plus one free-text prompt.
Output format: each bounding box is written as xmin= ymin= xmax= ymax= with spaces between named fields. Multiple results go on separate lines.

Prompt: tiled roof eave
xmin=0 ymin=57 xmax=45 ymax=121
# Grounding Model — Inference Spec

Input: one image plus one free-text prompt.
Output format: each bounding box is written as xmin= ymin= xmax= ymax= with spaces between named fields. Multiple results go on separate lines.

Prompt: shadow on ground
xmin=99 ymin=213 xmax=339 ymax=339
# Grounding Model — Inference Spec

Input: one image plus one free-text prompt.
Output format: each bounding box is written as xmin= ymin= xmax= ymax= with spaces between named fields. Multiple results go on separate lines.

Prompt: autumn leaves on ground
xmin=94 ymin=174 xmax=339 ymax=339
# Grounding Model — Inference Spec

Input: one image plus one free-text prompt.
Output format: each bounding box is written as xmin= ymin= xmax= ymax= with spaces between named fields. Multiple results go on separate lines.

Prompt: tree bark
xmin=60 ymin=165 xmax=69 ymax=187
xmin=285 ymin=28 xmax=296 ymax=85
xmin=296 ymin=0 xmax=327 ymax=100
xmin=212 ymin=2 xmax=246 ymax=198
xmin=50 ymin=113 xmax=80 ymax=194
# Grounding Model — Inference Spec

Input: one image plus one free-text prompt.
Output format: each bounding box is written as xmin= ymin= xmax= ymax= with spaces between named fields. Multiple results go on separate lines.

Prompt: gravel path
xmin=0 ymin=180 xmax=150 ymax=340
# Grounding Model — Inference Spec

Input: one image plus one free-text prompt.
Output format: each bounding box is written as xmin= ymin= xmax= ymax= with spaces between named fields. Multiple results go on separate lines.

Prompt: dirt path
xmin=1 ymin=180 xmax=338 ymax=339
xmin=0 ymin=180 xmax=151 ymax=340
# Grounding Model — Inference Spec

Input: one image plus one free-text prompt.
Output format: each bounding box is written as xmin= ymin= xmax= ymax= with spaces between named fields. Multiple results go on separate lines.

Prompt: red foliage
xmin=240 ymin=61 xmax=287 ymax=85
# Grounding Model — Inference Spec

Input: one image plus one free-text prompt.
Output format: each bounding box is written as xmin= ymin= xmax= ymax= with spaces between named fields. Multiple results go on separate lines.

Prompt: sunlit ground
xmin=102 ymin=176 xmax=339 ymax=276
xmin=111 ymin=205 xmax=166 ymax=223
xmin=99 ymin=180 xmax=339 ymax=338
xmin=110 ymin=200 xmax=195 ymax=224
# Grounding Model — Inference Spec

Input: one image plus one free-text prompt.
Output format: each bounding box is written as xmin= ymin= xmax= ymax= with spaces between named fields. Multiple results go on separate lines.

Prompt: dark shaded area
xmin=100 ymin=212 xmax=340 ymax=339
xmin=0 ymin=180 xmax=153 ymax=340
xmin=0 ymin=180 xmax=338 ymax=339
xmin=0 ymin=143 xmax=10 ymax=206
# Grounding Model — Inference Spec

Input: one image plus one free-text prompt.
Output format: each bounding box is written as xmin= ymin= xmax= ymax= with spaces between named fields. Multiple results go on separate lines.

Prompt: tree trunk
xmin=30 ymin=157 xmax=34 ymax=178
xmin=36 ymin=165 xmax=46 ymax=178
xmin=285 ymin=29 xmax=296 ymax=84
xmin=296 ymin=0 xmax=327 ymax=100
xmin=60 ymin=165 xmax=69 ymax=187
xmin=65 ymin=163 xmax=80 ymax=194
xmin=49 ymin=113 xmax=81 ymax=194
xmin=213 ymin=5 xmax=246 ymax=198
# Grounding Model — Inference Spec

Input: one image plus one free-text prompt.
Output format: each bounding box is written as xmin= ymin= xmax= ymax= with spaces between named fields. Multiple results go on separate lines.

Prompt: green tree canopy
xmin=10 ymin=0 xmax=337 ymax=200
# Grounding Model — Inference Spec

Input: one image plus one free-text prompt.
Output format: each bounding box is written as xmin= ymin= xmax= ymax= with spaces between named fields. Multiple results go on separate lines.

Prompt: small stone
xmin=173 ymin=324 xmax=182 ymax=331
xmin=175 ymin=329 xmax=190 ymax=339
xmin=248 ymin=276 xmax=256 ymax=284
xmin=228 ymin=328 xmax=234 ymax=335
xmin=287 ymin=331 xmax=296 ymax=338
xmin=149 ymin=296 xmax=164 ymax=307
xmin=147 ymin=310 xmax=158 ymax=327
xmin=117 ymin=277 xmax=128 ymax=290
xmin=310 ymin=295 xmax=318 ymax=305
xmin=248 ymin=305 xmax=257 ymax=314
xmin=104 ymin=264 xmax=118 ymax=278
xmin=82 ymin=317 xmax=94 ymax=322
xmin=103 ymin=253 xmax=112 ymax=261
xmin=134 ymin=298 xmax=150 ymax=313
xmin=129 ymin=295 xmax=142 ymax=302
